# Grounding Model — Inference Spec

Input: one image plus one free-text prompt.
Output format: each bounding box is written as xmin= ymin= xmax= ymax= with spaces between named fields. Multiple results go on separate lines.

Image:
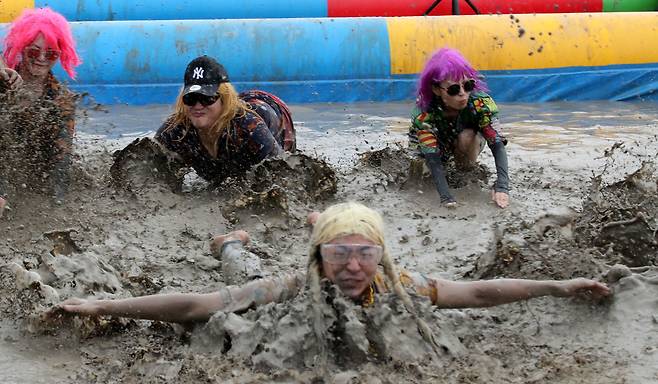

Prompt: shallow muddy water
xmin=1 ymin=100 xmax=657 ymax=383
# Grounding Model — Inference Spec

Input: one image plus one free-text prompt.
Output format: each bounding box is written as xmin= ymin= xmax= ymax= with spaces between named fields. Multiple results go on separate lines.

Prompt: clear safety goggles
xmin=320 ymin=243 xmax=383 ymax=265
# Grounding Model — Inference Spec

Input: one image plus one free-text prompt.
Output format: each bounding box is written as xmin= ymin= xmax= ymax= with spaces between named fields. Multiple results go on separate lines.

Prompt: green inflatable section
xmin=603 ymin=0 xmax=658 ymax=11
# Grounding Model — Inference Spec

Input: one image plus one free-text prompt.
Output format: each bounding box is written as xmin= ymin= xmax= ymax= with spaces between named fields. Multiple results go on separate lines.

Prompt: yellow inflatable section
xmin=387 ymin=12 xmax=658 ymax=74
xmin=0 ymin=0 xmax=32 ymax=23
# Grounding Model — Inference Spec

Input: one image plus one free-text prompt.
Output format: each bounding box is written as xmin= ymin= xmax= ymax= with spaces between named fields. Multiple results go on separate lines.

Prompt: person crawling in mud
xmin=409 ymin=48 xmax=510 ymax=208
xmin=0 ymin=7 xmax=81 ymax=213
xmin=153 ymin=55 xmax=296 ymax=182
xmin=54 ymin=202 xmax=609 ymax=329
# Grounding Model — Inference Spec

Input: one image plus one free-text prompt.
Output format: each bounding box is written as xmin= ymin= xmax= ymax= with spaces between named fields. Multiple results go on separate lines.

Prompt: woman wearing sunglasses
xmin=53 ymin=201 xmax=609 ymax=355
xmin=409 ymin=48 xmax=510 ymax=208
xmin=154 ymin=56 xmax=295 ymax=182
xmin=0 ymin=8 xmax=81 ymax=214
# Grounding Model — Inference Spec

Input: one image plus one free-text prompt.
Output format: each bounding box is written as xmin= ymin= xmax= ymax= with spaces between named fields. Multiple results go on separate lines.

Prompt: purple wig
xmin=2 ymin=7 xmax=81 ymax=79
xmin=416 ymin=48 xmax=487 ymax=112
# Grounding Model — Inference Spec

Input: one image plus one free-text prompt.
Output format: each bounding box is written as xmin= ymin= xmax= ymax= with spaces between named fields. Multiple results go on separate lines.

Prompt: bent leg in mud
xmin=213 ymin=237 xmax=263 ymax=285
xmin=453 ymin=129 xmax=483 ymax=170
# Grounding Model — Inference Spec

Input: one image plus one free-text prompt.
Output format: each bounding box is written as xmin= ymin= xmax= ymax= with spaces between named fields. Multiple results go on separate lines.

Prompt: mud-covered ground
xmin=0 ymin=101 xmax=657 ymax=383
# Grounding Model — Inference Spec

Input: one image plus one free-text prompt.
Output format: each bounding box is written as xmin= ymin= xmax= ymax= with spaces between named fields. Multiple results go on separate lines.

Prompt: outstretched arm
xmin=58 ymin=292 xmax=225 ymax=323
xmin=54 ymin=273 xmax=305 ymax=324
xmin=432 ymin=278 xmax=610 ymax=308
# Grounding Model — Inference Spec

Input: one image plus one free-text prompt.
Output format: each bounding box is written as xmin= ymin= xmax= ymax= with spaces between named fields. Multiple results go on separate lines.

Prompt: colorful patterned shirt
xmin=409 ymin=92 xmax=506 ymax=157
xmin=155 ymin=90 xmax=295 ymax=181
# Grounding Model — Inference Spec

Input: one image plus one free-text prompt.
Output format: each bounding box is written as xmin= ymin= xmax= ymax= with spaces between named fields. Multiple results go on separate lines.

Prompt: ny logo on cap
xmin=192 ymin=67 xmax=204 ymax=80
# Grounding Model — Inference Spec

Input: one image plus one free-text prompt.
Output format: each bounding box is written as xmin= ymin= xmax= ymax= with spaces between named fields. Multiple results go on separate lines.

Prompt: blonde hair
xmin=163 ymin=82 xmax=250 ymax=149
xmin=306 ymin=202 xmax=443 ymax=365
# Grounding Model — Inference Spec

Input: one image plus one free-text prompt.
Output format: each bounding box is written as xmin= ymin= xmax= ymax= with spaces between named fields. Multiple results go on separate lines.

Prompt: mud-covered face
xmin=321 ymin=234 xmax=382 ymax=300
xmin=185 ymin=94 xmax=222 ymax=132
xmin=432 ymin=77 xmax=474 ymax=112
xmin=20 ymin=34 xmax=59 ymax=80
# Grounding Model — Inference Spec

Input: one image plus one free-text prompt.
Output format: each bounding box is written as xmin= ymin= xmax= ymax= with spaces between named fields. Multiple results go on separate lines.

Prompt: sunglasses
xmin=24 ymin=46 xmax=60 ymax=62
xmin=182 ymin=93 xmax=218 ymax=107
xmin=439 ymin=79 xmax=476 ymax=96
xmin=320 ymin=243 xmax=383 ymax=266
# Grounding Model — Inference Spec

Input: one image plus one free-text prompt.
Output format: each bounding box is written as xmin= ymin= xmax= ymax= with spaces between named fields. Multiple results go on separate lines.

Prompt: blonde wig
xmin=163 ymin=82 xmax=250 ymax=149
xmin=306 ymin=202 xmax=443 ymax=362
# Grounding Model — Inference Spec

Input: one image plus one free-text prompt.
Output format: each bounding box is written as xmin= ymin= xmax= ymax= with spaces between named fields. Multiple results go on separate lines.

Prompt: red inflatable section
xmin=327 ymin=0 xmax=602 ymax=16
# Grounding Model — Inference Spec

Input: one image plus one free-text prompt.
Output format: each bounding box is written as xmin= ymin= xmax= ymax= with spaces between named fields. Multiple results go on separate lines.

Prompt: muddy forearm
xmin=489 ymin=140 xmax=509 ymax=193
xmin=471 ymin=279 xmax=559 ymax=307
xmin=93 ymin=274 xmax=304 ymax=323
xmin=97 ymin=293 xmax=215 ymax=323
xmin=424 ymin=153 xmax=454 ymax=203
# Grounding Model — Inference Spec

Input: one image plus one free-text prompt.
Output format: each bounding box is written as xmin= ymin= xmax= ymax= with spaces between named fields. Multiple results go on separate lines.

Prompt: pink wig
xmin=416 ymin=48 xmax=487 ymax=112
xmin=2 ymin=7 xmax=81 ymax=79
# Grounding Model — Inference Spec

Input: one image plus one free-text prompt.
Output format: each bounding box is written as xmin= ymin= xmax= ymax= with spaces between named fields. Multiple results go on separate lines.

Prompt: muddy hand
xmin=55 ymin=297 xmax=102 ymax=317
xmin=556 ymin=278 xmax=611 ymax=300
xmin=491 ymin=190 xmax=509 ymax=208
xmin=0 ymin=67 xmax=23 ymax=90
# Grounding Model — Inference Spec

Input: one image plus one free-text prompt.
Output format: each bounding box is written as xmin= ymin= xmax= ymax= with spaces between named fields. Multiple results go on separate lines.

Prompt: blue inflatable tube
xmin=21 ymin=18 xmax=392 ymax=104
xmin=2 ymin=18 xmax=398 ymax=105
xmin=484 ymin=64 xmax=658 ymax=102
xmin=34 ymin=0 xmax=327 ymax=21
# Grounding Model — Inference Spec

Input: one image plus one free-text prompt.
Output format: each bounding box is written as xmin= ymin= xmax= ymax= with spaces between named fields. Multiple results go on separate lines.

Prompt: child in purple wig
xmin=0 ymin=8 xmax=81 ymax=214
xmin=409 ymin=48 xmax=510 ymax=208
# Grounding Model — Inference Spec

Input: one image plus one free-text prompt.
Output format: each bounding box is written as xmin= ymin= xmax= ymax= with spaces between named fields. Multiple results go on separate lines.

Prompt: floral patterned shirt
xmin=409 ymin=92 xmax=506 ymax=157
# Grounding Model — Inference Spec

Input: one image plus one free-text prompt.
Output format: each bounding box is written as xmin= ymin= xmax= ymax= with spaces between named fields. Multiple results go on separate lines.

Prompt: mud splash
xmin=472 ymin=139 xmax=657 ymax=281
xmin=110 ymin=138 xmax=187 ymax=193
xmin=358 ymin=146 xmax=490 ymax=192
xmin=0 ymin=89 xmax=69 ymax=197
xmin=215 ymin=153 xmax=337 ymax=223
xmin=109 ymin=139 xmax=338 ymax=223
xmin=191 ymin=285 xmax=455 ymax=373
xmin=576 ymin=162 xmax=657 ymax=267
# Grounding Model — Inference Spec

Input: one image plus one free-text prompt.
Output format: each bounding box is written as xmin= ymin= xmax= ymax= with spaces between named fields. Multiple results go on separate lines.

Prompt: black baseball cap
xmin=182 ymin=56 xmax=230 ymax=97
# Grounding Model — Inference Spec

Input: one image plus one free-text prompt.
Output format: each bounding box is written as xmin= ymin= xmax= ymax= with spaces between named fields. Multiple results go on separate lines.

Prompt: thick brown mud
xmin=0 ymin=102 xmax=657 ymax=383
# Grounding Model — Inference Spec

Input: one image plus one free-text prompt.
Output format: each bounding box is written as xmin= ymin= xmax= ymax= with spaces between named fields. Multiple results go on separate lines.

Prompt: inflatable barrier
xmin=2 ymin=0 xmax=658 ymax=22
xmin=1 ymin=13 xmax=657 ymax=104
